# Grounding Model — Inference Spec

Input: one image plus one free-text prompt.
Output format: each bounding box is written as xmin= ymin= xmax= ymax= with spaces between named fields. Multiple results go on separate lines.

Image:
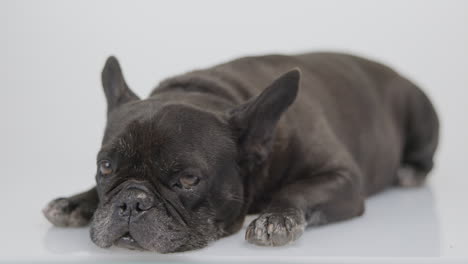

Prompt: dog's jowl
xmin=43 ymin=52 xmax=439 ymax=252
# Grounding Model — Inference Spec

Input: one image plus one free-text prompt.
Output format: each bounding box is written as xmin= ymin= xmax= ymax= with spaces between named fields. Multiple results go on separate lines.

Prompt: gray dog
xmin=43 ymin=52 xmax=439 ymax=252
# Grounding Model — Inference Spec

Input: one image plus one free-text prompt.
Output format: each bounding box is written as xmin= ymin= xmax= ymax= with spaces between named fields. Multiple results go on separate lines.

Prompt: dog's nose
xmin=117 ymin=188 xmax=154 ymax=217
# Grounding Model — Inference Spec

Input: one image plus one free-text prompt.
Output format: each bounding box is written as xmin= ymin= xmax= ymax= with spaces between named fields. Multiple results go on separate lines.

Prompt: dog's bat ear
xmin=228 ymin=68 xmax=300 ymax=167
xmin=101 ymin=56 xmax=139 ymax=112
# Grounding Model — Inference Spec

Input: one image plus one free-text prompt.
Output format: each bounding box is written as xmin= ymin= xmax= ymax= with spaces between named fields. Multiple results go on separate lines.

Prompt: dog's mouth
xmin=114 ymin=232 xmax=144 ymax=250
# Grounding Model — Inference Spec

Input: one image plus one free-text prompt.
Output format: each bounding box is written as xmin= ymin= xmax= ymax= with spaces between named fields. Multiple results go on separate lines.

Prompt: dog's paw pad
xmin=245 ymin=210 xmax=305 ymax=246
xmin=42 ymin=198 xmax=89 ymax=227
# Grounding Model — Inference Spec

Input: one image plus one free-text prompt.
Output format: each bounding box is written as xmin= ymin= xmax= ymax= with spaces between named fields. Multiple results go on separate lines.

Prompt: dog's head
xmin=90 ymin=57 xmax=300 ymax=252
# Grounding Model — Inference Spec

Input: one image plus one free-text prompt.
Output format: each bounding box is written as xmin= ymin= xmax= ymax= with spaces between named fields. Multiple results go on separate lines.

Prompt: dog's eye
xmin=178 ymin=174 xmax=200 ymax=189
xmin=99 ymin=160 xmax=113 ymax=176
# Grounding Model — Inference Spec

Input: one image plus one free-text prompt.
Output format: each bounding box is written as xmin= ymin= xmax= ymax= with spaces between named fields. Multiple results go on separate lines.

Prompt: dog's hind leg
xmin=396 ymin=83 xmax=439 ymax=187
xmin=43 ymin=187 xmax=98 ymax=227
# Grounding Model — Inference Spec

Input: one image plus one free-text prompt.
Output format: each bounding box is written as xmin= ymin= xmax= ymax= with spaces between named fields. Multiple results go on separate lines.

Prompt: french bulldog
xmin=43 ymin=52 xmax=439 ymax=252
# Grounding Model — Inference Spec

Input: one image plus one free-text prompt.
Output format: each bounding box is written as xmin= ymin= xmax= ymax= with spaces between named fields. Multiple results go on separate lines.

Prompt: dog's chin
xmin=93 ymin=220 xmax=209 ymax=253
xmin=111 ymin=231 xmax=206 ymax=253
xmin=90 ymin=205 xmax=218 ymax=253
xmin=128 ymin=228 xmax=207 ymax=253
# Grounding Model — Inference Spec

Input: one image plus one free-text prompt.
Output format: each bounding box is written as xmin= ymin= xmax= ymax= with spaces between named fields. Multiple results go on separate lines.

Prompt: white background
xmin=1 ymin=0 xmax=467 ymax=263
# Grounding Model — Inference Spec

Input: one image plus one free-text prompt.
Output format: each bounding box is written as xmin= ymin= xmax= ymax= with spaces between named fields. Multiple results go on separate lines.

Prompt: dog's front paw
xmin=245 ymin=209 xmax=306 ymax=246
xmin=42 ymin=198 xmax=92 ymax=227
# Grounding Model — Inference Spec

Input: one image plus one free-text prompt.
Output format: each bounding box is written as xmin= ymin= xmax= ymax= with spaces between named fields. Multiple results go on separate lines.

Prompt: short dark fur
xmin=43 ymin=52 xmax=439 ymax=252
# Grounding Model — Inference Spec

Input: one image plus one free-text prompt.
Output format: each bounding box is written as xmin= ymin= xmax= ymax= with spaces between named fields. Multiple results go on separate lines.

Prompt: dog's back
xmin=155 ymin=52 xmax=439 ymax=196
